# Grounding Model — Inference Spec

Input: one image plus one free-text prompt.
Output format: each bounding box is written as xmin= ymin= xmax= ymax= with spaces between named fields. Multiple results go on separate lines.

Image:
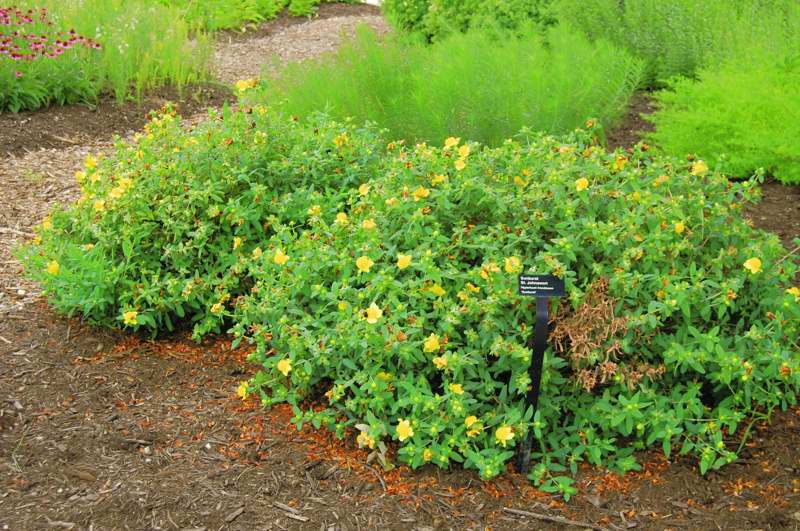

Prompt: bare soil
xmin=1 ymin=7 xmax=800 ymax=529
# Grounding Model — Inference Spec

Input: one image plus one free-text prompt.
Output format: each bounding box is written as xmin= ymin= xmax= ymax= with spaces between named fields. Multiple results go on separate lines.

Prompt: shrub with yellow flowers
xmin=21 ymin=107 xmax=800 ymax=496
xmin=231 ymin=123 xmax=799 ymax=495
xmin=20 ymin=106 xmax=383 ymax=335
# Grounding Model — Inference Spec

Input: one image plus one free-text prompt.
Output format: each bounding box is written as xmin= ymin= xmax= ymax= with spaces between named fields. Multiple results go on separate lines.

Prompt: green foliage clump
xmin=22 ymin=108 xmax=800 ymax=493
xmin=555 ymin=0 xmax=800 ymax=86
xmin=230 ymin=125 xmax=799 ymax=493
xmin=382 ymin=0 xmax=554 ymax=40
xmin=254 ymin=25 xmax=642 ymax=146
xmin=646 ymin=56 xmax=800 ymax=184
xmin=159 ymin=0 xmax=356 ymax=30
xmin=21 ymin=106 xmax=383 ymax=335
xmin=4 ymin=0 xmax=211 ymax=111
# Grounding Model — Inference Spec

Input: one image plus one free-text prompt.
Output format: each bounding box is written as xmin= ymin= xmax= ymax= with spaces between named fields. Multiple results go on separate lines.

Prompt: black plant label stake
xmin=515 ymin=275 xmax=565 ymax=474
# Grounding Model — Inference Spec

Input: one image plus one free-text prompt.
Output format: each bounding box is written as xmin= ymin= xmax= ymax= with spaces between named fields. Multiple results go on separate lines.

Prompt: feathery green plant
xmin=253 ymin=25 xmax=643 ymax=146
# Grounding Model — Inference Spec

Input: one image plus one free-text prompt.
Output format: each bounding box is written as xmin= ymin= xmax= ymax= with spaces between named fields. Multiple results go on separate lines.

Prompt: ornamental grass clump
xmin=230 ymin=125 xmax=799 ymax=495
xmin=21 ymin=106 xmax=383 ymax=336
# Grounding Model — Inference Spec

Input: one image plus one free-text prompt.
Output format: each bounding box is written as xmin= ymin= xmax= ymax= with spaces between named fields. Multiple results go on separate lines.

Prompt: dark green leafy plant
xmin=555 ymin=0 xmax=800 ymax=86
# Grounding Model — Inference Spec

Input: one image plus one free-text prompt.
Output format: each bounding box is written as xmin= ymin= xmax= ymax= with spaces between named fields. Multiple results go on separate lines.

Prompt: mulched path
xmin=2 ymin=6 xmax=800 ymax=529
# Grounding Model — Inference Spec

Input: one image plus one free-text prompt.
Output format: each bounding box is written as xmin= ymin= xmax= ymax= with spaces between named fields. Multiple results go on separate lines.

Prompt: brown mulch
xmin=1 ymin=9 xmax=800 ymax=528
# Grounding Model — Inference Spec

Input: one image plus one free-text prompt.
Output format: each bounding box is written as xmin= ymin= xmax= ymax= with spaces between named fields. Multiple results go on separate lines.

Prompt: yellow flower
xmin=333 ymin=133 xmax=349 ymax=148
xmin=691 ymin=160 xmax=709 ymax=176
xmin=358 ymin=183 xmax=370 ymax=196
xmin=335 ymin=212 xmax=349 ymax=225
xmin=653 ymin=174 xmax=670 ymax=187
xmin=787 ymin=287 xmax=800 ymax=302
xmin=413 ymin=186 xmax=430 ymax=201
xmin=423 ymin=448 xmax=433 ymax=462
xmin=613 ymin=156 xmax=628 ymax=172
xmin=449 ymin=383 xmax=464 ymax=395
xmin=458 ymin=144 xmax=470 ymax=159
xmin=210 ymin=303 xmax=223 ymax=314
xmin=93 ymin=199 xmax=105 ymax=212
xmin=431 ymin=174 xmax=446 ymax=185
xmin=465 ymin=416 xmax=478 ymax=428
xmin=432 ymin=356 xmax=447 ymax=370
xmin=307 ymin=205 xmax=321 ymax=216
xmin=466 ymin=283 xmax=480 ymax=293
xmin=356 ymin=255 xmax=374 ymax=273
xmin=424 ymin=333 xmax=440 ymax=353
xmin=83 ymin=243 xmax=94 ymax=251
xmin=84 ymin=154 xmax=97 ymax=170
xmin=235 ymin=78 xmax=258 ymax=92
xmin=123 ymin=310 xmax=138 ymax=326
xmin=385 ymin=197 xmax=398 ymax=206
xmin=237 ymin=382 xmax=248 ymax=400
xmin=338 ymin=301 xmax=348 ymax=311
xmin=252 ymin=247 xmax=263 ymax=260
xmin=273 ymin=249 xmax=289 ymax=265
xmin=454 ymin=159 xmax=466 ymax=171
xmin=495 ymin=425 xmax=514 ymax=447
xmin=233 ymin=237 xmax=242 ymax=250
xmin=428 ymin=285 xmax=444 ymax=297
xmin=277 ymin=358 xmax=292 ymax=377
xmin=444 ymin=136 xmax=460 ymax=148
xmin=743 ymin=257 xmax=762 ymax=274
xmin=575 ymin=177 xmax=589 ymax=192
xmin=356 ymin=431 xmax=375 ymax=449
xmin=397 ymin=254 xmax=412 ymax=270
xmin=504 ymin=256 xmax=522 ymax=274
xmin=46 ymin=260 xmax=60 ymax=275
xmin=75 ymin=170 xmax=86 ymax=183
xmin=396 ymin=419 xmax=414 ymax=441
xmin=365 ymin=303 xmax=383 ymax=324
xmin=674 ymin=222 xmax=686 ymax=234
xmin=362 ymin=219 xmax=377 ymax=230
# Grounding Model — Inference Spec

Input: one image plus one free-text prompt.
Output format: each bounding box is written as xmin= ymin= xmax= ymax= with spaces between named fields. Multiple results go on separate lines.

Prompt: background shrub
xmin=22 ymin=107 xmax=383 ymax=336
xmin=555 ymin=0 xmax=800 ymax=86
xmin=230 ymin=125 xmax=799 ymax=493
xmin=381 ymin=0 xmax=554 ymax=40
xmin=645 ymin=55 xmax=800 ymax=184
xmin=255 ymin=25 xmax=642 ymax=146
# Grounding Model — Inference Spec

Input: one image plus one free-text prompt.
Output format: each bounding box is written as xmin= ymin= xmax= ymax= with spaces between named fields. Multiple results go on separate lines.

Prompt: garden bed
xmin=1 ymin=3 xmax=800 ymax=530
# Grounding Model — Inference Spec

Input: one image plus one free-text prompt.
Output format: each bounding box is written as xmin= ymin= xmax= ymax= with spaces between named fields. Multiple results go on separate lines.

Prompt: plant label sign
xmin=518 ymin=274 xmax=565 ymax=298
xmin=515 ymin=274 xmax=564 ymax=474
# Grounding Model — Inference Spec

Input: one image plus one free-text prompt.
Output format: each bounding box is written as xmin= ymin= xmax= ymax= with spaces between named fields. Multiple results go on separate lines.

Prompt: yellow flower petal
xmin=237 ymin=382 xmax=248 ymax=400
xmin=424 ymin=333 xmax=440 ymax=353
xmin=575 ymin=177 xmax=589 ymax=192
xmin=365 ymin=303 xmax=383 ymax=324
xmin=495 ymin=425 xmax=514 ymax=446
xmin=46 ymin=260 xmax=60 ymax=275
xmin=274 ymin=249 xmax=289 ymax=265
xmin=123 ymin=310 xmax=138 ymax=326
xmin=277 ymin=358 xmax=292 ymax=376
xmin=454 ymin=159 xmax=466 ymax=171
xmin=396 ymin=419 xmax=414 ymax=441
xmin=397 ymin=254 xmax=412 ymax=270
xmin=444 ymin=137 xmax=460 ymax=149
xmin=362 ymin=219 xmax=377 ymax=230
xmin=356 ymin=255 xmax=374 ymax=273
xmin=743 ymin=257 xmax=762 ymax=274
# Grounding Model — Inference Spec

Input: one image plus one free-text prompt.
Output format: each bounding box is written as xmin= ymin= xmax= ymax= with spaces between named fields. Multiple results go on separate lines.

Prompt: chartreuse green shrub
xmin=645 ymin=56 xmax=800 ymax=184
xmin=555 ymin=0 xmax=800 ymax=86
xmin=5 ymin=0 xmax=211 ymax=111
xmin=231 ymin=128 xmax=799 ymax=496
xmin=381 ymin=0 xmax=554 ymax=40
xmin=21 ymin=106 xmax=383 ymax=335
xmin=255 ymin=25 xmax=642 ymax=146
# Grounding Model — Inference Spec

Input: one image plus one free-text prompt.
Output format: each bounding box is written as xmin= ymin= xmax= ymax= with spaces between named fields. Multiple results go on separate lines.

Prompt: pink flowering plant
xmin=0 ymin=6 xmax=101 ymax=111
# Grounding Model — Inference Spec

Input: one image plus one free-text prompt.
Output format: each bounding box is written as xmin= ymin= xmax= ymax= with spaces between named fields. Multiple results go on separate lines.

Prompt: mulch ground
xmin=2 ymin=6 xmax=800 ymax=529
